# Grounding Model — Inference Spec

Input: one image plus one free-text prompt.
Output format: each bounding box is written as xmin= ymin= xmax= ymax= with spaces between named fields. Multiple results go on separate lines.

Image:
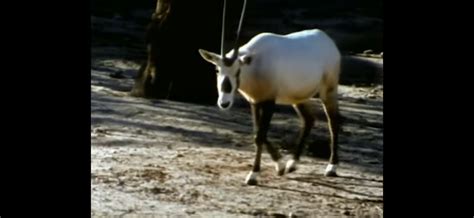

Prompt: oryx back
xmin=238 ymin=29 xmax=341 ymax=105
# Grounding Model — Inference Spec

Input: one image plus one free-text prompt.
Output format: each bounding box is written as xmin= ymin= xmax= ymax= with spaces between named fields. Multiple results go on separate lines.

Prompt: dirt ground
xmin=91 ymin=58 xmax=383 ymax=217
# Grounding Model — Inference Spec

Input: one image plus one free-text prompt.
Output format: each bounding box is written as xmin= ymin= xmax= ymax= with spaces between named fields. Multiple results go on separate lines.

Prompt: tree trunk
xmin=130 ymin=0 xmax=222 ymax=105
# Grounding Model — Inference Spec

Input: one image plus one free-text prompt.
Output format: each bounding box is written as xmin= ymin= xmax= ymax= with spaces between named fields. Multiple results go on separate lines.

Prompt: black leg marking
xmin=246 ymin=103 xmax=262 ymax=185
xmin=292 ymin=102 xmax=315 ymax=162
xmin=259 ymin=101 xmax=284 ymax=176
xmin=250 ymin=103 xmax=262 ymax=173
xmin=246 ymin=100 xmax=280 ymax=185
xmin=285 ymin=102 xmax=315 ymax=174
xmin=260 ymin=101 xmax=282 ymax=162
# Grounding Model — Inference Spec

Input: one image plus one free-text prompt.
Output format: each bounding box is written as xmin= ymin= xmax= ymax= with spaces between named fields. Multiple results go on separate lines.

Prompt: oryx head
xmin=198 ymin=0 xmax=248 ymax=110
xmin=199 ymin=47 xmax=252 ymax=110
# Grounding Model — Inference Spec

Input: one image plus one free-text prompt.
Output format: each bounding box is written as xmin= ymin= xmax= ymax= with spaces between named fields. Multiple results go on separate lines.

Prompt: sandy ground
xmin=91 ymin=59 xmax=383 ymax=217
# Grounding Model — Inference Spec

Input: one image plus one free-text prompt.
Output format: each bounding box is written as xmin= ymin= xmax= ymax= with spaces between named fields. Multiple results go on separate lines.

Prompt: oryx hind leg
xmin=320 ymin=81 xmax=340 ymax=177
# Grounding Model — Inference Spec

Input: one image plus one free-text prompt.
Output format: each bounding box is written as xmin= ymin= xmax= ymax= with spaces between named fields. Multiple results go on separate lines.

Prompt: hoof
xmin=277 ymin=168 xmax=285 ymax=176
xmin=324 ymin=171 xmax=338 ymax=177
xmin=275 ymin=161 xmax=286 ymax=176
xmin=287 ymin=166 xmax=297 ymax=173
xmin=246 ymin=178 xmax=258 ymax=186
xmin=324 ymin=164 xmax=338 ymax=177
xmin=245 ymin=171 xmax=259 ymax=186
xmin=285 ymin=159 xmax=298 ymax=174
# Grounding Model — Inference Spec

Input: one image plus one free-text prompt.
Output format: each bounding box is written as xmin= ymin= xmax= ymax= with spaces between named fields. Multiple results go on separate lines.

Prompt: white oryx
xmin=198 ymin=0 xmax=341 ymax=185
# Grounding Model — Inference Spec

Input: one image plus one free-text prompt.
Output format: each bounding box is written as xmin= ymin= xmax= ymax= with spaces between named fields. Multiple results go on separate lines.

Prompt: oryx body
xmin=198 ymin=0 xmax=341 ymax=186
xmin=233 ymin=29 xmax=341 ymax=106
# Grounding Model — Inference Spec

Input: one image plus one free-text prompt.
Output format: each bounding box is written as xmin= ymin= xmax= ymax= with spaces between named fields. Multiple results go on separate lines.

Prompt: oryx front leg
xmin=245 ymin=100 xmax=282 ymax=185
xmin=285 ymin=102 xmax=315 ymax=174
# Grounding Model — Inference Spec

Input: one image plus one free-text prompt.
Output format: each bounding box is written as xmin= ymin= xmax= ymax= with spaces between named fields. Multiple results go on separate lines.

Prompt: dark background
xmin=91 ymin=0 xmax=383 ymax=104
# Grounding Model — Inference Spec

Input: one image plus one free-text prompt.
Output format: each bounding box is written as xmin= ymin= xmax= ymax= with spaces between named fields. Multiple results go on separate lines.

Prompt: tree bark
xmin=131 ymin=0 xmax=222 ymax=105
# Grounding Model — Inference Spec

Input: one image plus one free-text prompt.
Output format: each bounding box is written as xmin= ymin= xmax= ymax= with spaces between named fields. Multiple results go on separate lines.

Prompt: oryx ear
xmin=239 ymin=54 xmax=252 ymax=65
xmin=198 ymin=49 xmax=221 ymax=64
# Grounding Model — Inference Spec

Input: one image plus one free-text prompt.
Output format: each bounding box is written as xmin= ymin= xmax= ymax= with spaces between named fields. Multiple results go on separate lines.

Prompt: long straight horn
xmin=220 ymin=0 xmax=227 ymax=59
xmin=230 ymin=0 xmax=247 ymax=62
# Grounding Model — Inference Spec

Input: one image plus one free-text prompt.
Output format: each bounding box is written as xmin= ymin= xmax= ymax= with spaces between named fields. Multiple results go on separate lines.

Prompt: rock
xmin=184 ymin=209 xmax=196 ymax=214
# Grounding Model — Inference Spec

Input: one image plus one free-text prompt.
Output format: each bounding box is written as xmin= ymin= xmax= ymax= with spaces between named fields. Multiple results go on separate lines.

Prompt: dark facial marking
xmin=222 ymin=76 xmax=232 ymax=93
xmin=223 ymin=58 xmax=234 ymax=66
xmin=235 ymin=69 xmax=241 ymax=89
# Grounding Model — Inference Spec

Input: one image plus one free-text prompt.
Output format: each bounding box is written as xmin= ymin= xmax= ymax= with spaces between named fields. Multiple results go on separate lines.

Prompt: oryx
xmin=198 ymin=0 xmax=341 ymax=185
